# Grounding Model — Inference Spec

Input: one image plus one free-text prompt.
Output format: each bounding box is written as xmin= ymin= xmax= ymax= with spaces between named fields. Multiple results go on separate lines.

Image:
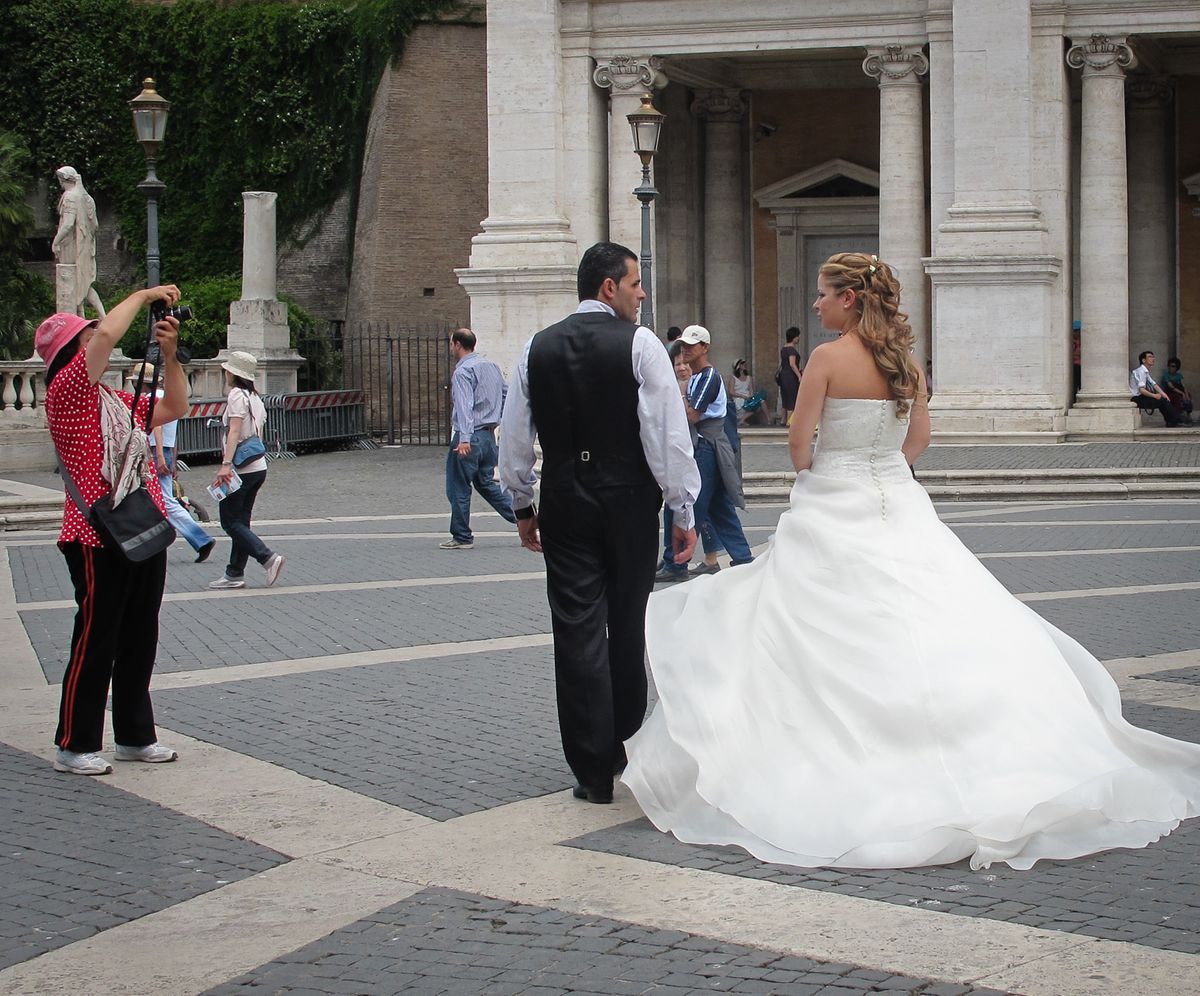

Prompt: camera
xmin=150 ymin=300 xmax=194 ymax=324
xmin=145 ymin=339 xmax=192 ymax=366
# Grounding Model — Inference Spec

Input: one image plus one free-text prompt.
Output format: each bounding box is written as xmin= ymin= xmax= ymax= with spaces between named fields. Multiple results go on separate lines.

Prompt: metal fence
xmin=295 ymin=321 xmax=457 ymax=446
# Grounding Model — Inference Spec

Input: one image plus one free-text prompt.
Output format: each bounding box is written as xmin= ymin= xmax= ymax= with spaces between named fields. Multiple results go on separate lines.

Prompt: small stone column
xmin=693 ymin=88 xmax=748 ymax=375
xmin=1065 ymin=35 xmax=1139 ymax=433
xmin=1126 ymin=77 xmax=1175 ymax=367
xmin=222 ymin=191 xmax=302 ymax=394
xmin=593 ymin=56 xmax=663 ymax=255
xmin=864 ymin=45 xmax=929 ymax=364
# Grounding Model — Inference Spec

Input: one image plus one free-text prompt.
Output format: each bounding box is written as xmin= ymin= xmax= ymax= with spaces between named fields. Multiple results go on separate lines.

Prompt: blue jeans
xmin=159 ymin=449 xmax=213 ymax=552
xmin=218 ymin=469 xmax=273 ymax=578
xmin=446 ymin=428 xmax=517 ymax=543
xmin=693 ymin=438 xmax=753 ymax=565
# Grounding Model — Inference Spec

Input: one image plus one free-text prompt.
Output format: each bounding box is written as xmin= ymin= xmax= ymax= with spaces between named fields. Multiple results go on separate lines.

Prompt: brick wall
xmin=346 ymin=20 xmax=488 ymax=329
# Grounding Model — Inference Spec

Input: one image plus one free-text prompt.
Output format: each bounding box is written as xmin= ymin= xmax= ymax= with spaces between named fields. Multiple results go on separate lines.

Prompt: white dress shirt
xmin=1129 ymin=364 xmax=1160 ymax=397
xmin=499 ymin=300 xmax=700 ymax=530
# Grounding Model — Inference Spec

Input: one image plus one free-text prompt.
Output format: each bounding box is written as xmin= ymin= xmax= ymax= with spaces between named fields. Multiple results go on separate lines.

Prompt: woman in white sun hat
xmin=209 ymin=351 xmax=285 ymax=589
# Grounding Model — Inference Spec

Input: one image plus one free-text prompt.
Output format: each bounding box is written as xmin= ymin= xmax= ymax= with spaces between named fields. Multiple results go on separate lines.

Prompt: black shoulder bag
xmin=53 ymin=363 xmax=176 ymax=562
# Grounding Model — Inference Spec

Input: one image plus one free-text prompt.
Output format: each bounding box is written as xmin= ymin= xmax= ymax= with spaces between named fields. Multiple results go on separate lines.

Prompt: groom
xmin=499 ymin=242 xmax=699 ymax=803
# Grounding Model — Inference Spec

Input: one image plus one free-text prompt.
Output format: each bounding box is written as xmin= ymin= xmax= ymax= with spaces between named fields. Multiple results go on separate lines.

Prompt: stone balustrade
xmin=0 ymin=360 xmax=45 ymax=421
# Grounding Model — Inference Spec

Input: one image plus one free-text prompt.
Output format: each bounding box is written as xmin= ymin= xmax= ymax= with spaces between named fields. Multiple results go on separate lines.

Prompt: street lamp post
xmin=128 ymin=78 xmax=170 ymax=288
xmin=626 ymin=93 xmax=664 ymax=331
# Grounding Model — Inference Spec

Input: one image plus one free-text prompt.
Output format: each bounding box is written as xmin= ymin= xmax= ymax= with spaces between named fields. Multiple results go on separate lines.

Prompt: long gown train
xmin=623 ymin=398 xmax=1200 ymax=870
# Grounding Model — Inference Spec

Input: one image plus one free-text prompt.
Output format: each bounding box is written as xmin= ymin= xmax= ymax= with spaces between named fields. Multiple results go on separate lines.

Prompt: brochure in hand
xmin=206 ymin=468 xmax=243 ymax=503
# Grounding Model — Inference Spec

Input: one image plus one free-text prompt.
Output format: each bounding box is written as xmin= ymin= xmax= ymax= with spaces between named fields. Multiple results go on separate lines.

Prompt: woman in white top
xmin=208 ymin=351 xmax=285 ymax=589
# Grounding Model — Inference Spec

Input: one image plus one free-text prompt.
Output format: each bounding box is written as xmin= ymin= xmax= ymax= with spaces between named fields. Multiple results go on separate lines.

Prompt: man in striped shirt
xmin=441 ymin=328 xmax=517 ymax=550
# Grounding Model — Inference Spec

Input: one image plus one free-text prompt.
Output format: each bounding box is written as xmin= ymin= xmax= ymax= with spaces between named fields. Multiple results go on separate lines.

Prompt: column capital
xmin=862 ymin=44 xmax=929 ymax=85
xmin=1066 ymin=34 xmax=1137 ymax=77
xmin=1127 ymin=76 xmax=1173 ymax=109
xmin=592 ymin=55 xmax=664 ymax=93
xmin=690 ymin=88 xmax=746 ymax=122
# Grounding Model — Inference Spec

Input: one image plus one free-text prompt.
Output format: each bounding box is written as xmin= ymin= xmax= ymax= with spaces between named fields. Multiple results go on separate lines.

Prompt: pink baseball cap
xmin=35 ymin=313 xmax=95 ymax=367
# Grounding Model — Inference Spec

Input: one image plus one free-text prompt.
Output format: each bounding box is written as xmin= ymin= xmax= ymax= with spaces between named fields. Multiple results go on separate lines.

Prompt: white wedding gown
xmin=624 ymin=397 xmax=1200 ymax=870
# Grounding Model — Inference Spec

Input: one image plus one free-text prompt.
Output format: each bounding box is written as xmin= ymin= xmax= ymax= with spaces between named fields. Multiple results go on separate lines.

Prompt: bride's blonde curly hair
xmin=819 ymin=252 xmax=920 ymax=418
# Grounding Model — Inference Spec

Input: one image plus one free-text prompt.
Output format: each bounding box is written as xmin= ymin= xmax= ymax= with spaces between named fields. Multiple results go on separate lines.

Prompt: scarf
xmin=98 ymin=384 xmax=153 ymax=506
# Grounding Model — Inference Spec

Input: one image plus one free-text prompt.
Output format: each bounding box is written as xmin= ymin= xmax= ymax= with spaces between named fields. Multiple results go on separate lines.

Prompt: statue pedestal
xmin=223 ymin=299 xmax=301 ymax=394
xmin=55 ymin=264 xmax=77 ymax=314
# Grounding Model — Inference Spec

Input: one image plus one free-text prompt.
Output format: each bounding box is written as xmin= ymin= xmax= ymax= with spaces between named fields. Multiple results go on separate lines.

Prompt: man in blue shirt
xmin=441 ymin=328 xmax=517 ymax=549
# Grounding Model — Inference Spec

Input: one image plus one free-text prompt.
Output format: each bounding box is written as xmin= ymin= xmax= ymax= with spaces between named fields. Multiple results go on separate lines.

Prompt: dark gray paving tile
xmin=152 ymin=647 xmax=569 ymax=820
xmin=0 ymin=742 xmax=287 ymax=970
xmin=205 ymin=887 xmax=1007 ymax=995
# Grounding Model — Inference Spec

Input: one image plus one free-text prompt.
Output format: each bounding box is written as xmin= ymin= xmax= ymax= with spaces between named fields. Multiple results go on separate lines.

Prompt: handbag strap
xmin=53 ymin=446 xmax=94 ymax=518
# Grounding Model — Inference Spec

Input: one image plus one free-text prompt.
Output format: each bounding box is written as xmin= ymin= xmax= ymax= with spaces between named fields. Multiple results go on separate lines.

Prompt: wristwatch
xmin=514 ymin=503 xmax=537 ymax=521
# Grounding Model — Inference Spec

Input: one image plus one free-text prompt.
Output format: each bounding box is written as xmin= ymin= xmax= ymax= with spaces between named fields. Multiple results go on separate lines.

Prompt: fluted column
xmin=593 ymin=56 xmax=663 ymax=254
xmin=693 ymin=88 xmax=747 ymax=375
xmin=864 ymin=45 xmax=929 ymax=364
xmin=1066 ymin=34 xmax=1138 ymax=429
xmin=1127 ymin=77 xmax=1175 ymax=368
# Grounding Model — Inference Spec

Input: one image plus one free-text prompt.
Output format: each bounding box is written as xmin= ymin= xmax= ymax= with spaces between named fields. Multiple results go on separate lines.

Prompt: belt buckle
xmin=580 ymin=450 xmax=590 ymax=462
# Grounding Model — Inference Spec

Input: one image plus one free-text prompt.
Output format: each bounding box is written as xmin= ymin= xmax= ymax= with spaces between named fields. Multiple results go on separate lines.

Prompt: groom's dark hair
xmin=578 ymin=242 xmax=637 ymax=301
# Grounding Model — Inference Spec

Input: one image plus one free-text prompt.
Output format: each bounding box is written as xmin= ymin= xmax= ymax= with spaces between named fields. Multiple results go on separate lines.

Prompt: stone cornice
xmin=862 ymin=44 xmax=929 ymax=84
xmin=592 ymin=55 xmax=664 ymax=92
xmin=1066 ymin=34 xmax=1137 ymax=75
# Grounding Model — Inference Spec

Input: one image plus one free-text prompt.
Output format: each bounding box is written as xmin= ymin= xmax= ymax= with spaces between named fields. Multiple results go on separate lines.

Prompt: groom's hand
xmin=672 ymin=525 xmax=697 ymax=564
xmin=518 ymin=515 xmax=542 ymax=553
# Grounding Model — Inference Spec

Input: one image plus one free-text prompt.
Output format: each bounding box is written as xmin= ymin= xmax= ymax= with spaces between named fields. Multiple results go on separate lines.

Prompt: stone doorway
xmin=754 ymin=159 xmax=880 ymax=362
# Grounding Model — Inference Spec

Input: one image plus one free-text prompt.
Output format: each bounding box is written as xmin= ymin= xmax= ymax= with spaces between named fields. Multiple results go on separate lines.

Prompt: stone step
xmin=0 ymin=495 xmax=63 ymax=531
xmin=741 ymin=466 xmax=1200 ymax=503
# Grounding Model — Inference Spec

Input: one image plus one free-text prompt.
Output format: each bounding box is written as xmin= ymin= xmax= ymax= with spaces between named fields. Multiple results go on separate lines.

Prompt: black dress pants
xmin=538 ymin=481 xmax=661 ymax=791
xmin=56 ymin=542 xmax=166 ymax=753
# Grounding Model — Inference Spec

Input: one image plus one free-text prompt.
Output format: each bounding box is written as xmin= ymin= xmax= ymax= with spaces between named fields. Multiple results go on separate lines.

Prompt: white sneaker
xmin=53 ymin=748 xmax=112 ymax=776
xmin=208 ymin=576 xmax=245 ymax=590
xmin=264 ymin=553 xmax=286 ymax=586
xmin=114 ymin=742 xmax=179 ymax=763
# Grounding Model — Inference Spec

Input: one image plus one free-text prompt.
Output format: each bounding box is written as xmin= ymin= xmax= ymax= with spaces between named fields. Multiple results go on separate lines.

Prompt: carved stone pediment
xmin=754 ymin=159 xmax=880 ymax=211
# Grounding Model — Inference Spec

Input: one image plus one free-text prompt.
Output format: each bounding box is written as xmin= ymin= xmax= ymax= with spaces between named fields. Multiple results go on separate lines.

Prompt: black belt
xmin=475 ymin=423 xmax=498 ymax=431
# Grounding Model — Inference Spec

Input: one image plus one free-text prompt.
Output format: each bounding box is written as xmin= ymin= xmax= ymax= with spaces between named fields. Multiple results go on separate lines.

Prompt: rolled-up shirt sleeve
xmin=633 ymin=327 xmax=700 ymax=530
xmin=498 ymin=338 xmax=538 ymax=511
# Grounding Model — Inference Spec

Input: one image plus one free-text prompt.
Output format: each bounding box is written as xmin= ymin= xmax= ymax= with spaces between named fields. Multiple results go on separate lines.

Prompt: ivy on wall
xmin=0 ymin=0 xmax=471 ymax=285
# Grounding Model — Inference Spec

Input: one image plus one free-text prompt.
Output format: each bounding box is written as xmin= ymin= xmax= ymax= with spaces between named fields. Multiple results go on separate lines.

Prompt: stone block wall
xmin=1178 ymin=76 xmax=1200 ymax=371
xmin=346 ymin=20 xmax=488 ymax=329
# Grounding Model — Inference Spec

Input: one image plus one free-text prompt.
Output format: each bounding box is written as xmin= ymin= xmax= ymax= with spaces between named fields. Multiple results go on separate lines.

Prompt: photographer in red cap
xmin=36 ymin=285 xmax=188 ymax=775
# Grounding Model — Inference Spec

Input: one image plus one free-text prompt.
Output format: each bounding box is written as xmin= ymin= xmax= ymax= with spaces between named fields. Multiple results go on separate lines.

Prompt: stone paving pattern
xmin=152 ymin=647 xmax=568 ymax=820
xmin=24 ymin=580 xmax=552 ymax=683
xmin=0 ymin=742 xmax=287 ymax=971
xmin=207 ymin=887 xmax=1009 ymax=996
xmin=568 ymin=702 xmax=1200 ymax=957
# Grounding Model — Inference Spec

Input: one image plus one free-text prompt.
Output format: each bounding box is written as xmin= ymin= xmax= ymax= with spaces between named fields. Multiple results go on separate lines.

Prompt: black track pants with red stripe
xmin=56 ymin=543 xmax=167 ymax=753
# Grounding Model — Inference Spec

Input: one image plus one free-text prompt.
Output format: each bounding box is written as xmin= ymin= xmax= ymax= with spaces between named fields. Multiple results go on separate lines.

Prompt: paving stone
xmin=204 ymin=887 xmax=1006 ymax=995
xmin=0 ymin=742 xmax=287 ymax=970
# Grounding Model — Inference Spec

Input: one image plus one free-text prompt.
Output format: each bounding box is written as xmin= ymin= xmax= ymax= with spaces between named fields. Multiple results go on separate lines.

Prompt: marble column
xmin=864 ymin=45 xmax=929 ymax=365
xmin=1065 ymin=34 xmax=1139 ymax=432
xmin=693 ymin=88 xmax=747 ymax=376
xmin=923 ymin=0 xmax=1065 ymax=435
xmin=456 ymin=0 xmax=579 ymax=375
xmin=1126 ymin=77 xmax=1175 ymax=367
xmin=593 ymin=56 xmax=663 ymax=255
xmin=223 ymin=191 xmax=301 ymax=393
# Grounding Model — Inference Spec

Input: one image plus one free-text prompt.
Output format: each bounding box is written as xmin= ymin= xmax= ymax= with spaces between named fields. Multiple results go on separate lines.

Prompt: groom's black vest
xmin=527 ymin=310 xmax=657 ymax=494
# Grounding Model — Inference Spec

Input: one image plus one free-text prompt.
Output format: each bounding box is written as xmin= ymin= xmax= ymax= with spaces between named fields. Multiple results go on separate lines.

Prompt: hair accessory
xmin=868 ymin=255 xmax=879 ymax=275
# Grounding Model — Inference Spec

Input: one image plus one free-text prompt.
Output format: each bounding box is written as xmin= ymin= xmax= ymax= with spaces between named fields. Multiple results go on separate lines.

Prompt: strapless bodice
xmin=810 ymin=397 xmax=911 ymax=492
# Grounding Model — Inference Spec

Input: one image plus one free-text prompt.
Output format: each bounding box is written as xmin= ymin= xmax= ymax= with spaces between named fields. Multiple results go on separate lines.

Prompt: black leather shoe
xmin=572 ymin=782 xmax=614 ymax=804
xmin=195 ymin=540 xmax=216 ymax=564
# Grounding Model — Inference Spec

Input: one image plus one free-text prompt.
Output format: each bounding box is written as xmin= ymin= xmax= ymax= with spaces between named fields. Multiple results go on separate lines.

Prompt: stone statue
xmin=52 ymin=166 xmax=105 ymax=318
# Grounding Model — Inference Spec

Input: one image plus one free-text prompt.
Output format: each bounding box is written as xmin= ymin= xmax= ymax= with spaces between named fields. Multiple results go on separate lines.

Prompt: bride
xmin=623 ymin=251 xmax=1200 ymax=870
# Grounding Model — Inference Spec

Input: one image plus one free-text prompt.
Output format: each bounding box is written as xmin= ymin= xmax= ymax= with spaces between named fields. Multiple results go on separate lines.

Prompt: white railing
xmin=0 ymin=361 xmax=45 ymax=422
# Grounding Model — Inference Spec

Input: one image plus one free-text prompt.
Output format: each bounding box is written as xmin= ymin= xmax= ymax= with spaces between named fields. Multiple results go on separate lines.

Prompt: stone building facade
xmin=457 ymin=0 xmax=1200 ymax=437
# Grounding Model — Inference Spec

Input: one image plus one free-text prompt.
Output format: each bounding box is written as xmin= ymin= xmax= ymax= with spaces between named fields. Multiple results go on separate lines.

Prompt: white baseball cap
xmin=679 ymin=324 xmax=711 ymax=345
